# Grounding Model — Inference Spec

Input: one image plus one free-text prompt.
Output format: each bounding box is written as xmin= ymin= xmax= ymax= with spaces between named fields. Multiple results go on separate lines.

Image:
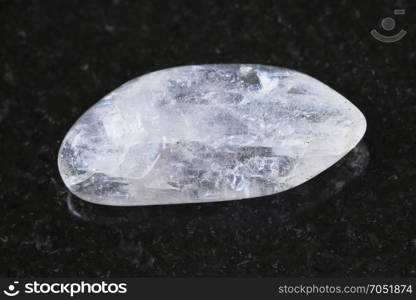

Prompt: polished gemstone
xmin=58 ymin=64 xmax=366 ymax=205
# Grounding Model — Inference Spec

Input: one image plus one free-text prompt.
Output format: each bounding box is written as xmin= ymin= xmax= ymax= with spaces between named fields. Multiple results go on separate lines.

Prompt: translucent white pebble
xmin=58 ymin=64 xmax=366 ymax=205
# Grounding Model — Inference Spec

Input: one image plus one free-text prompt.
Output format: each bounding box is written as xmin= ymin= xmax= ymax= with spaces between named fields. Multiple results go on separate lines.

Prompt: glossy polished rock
xmin=58 ymin=64 xmax=366 ymax=205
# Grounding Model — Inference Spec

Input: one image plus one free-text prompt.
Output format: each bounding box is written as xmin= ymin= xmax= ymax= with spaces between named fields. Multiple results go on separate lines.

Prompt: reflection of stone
xmin=65 ymin=142 xmax=369 ymax=224
xmin=273 ymin=142 xmax=369 ymax=222
xmin=59 ymin=65 xmax=366 ymax=205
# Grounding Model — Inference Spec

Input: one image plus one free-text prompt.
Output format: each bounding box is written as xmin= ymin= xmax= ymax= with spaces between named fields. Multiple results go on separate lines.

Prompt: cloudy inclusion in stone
xmin=58 ymin=65 xmax=366 ymax=205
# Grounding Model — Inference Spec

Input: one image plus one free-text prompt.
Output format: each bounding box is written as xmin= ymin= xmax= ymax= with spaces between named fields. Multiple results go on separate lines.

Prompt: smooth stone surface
xmin=58 ymin=64 xmax=366 ymax=205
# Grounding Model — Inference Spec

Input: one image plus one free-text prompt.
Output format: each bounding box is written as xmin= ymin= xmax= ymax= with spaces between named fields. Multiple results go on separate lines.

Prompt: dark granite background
xmin=1 ymin=0 xmax=416 ymax=277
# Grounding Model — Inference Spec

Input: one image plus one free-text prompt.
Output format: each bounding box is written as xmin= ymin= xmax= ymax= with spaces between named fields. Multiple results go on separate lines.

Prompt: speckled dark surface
xmin=1 ymin=0 xmax=416 ymax=277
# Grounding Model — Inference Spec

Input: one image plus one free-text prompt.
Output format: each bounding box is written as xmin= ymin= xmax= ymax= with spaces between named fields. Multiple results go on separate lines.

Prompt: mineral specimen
xmin=58 ymin=64 xmax=366 ymax=205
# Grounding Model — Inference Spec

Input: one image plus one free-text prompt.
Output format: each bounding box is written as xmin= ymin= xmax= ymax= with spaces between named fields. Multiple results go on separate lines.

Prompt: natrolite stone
xmin=58 ymin=65 xmax=366 ymax=206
